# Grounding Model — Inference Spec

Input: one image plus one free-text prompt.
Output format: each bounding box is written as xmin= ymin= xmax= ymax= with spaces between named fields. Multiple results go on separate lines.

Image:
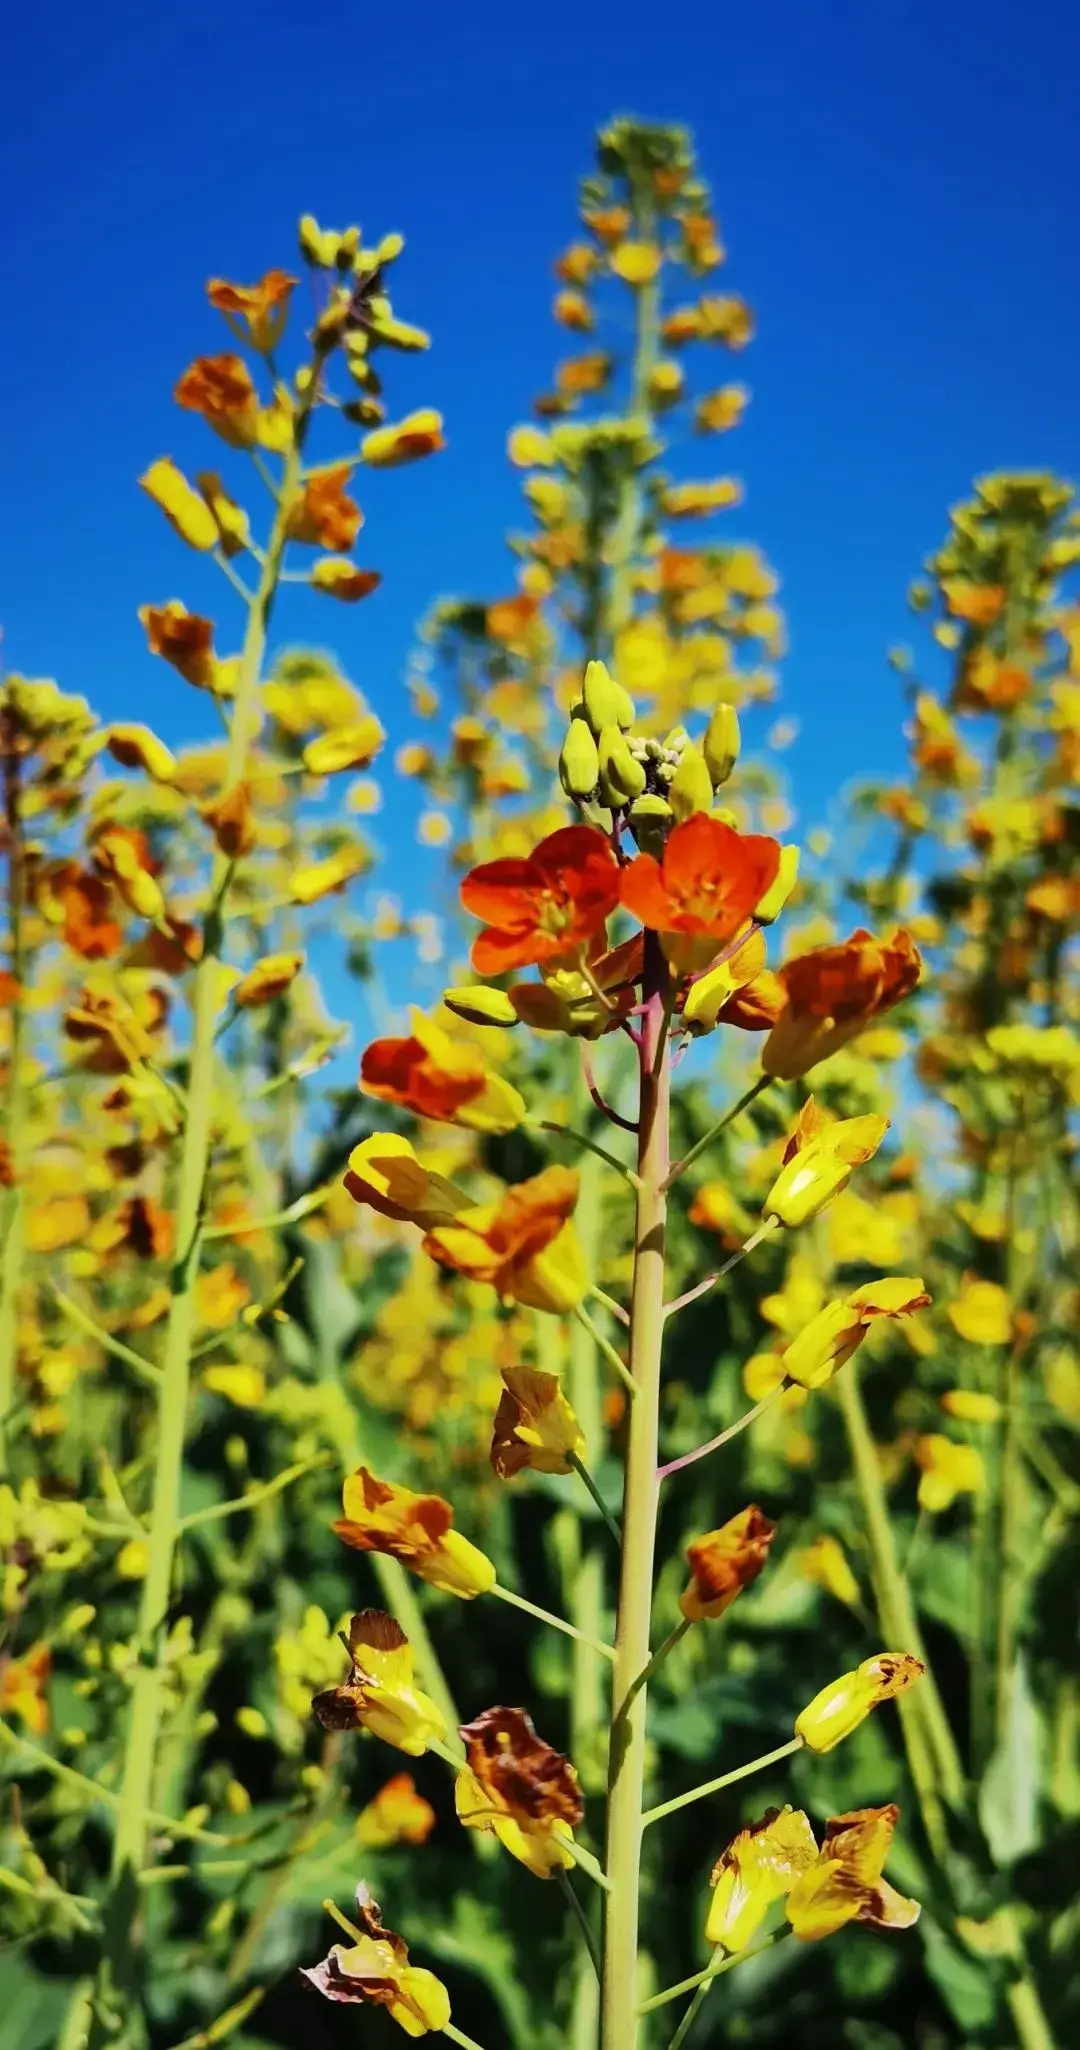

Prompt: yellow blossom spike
xmin=706 ymin=1806 xmax=818 ymax=1951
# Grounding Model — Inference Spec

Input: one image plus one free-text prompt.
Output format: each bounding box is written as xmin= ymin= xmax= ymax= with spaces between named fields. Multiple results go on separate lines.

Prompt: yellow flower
xmin=202 ymin=1363 xmax=266 ymax=1408
xmin=139 ymin=458 xmax=220 ymax=551
xmin=786 ymin=1805 xmax=921 ymax=1941
xmin=333 ymin=1467 xmax=496 ymax=1599
xmin=940 ymin=1389 xmax=1001 ymax=1424
xmin=309 ymin=558 xmax=382 ymax=602
xmin=759 ymin=1254 xmax=826 ymax=1338
xmin=507 ymin=425 xmax=556 ymax=467
xmin=826 ymin=1190 xmax=912 ymax=1270
xmin=795 ymin=1653 xmax=925 ymax=1753
xmin=106 ymin=723 xmax=177 ymax=782
xmin=914 ymin=1435 xmax=985 ymax=1511
xmin=706 ymin=1806 xmax=818 ymax=1951
xmin=301 ymin=1885 xmax=451 ymax=2035
xmin=781 ymin=1278 xmax=930 ymax=1390
xmin=947 ymin=1278 xmax=1012 ymax=1346
xmin=355 ymin=1772 xmax=437 ymax=1849
xmin=289 ymin=849 xmax=367 ymax=904
xmin=610 ymin=240 xmax=663 ymax=285
xmin=743 ymin=1350 xmax=807 ymax=1411
xmin=194 ymin=472 xmax=250 ymax=555
xmin=680 ymin=1506 xmax=776 ymax=1622
xmin=490 ymin=1367 xmax=585 ymax=1478
xmin=763 ymin=1100 xmax=890 ymax=1228
xmin=343 ymin=1133 xmax=467 ymax=1229
xmin=361 ymin=410 xmax=445 ymax=467
xmin=696 ymin=385 xmax=750 ymax=434
xmin=455 ymin=1705 xmax=582 ymax=1878
xmin=233 ymin=951 xmax=304 ymax=1009
xmin=312 ymin=1609 xmax=447 ymax=1755
xmin=303 ymin=716 xmax=385 ymax=775
xmin=797 ymin=1535 xmax=861 ymax=1608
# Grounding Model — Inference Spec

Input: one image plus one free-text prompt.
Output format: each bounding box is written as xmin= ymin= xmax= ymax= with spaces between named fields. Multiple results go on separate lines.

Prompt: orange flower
xmin=490 ymin=1366 xmax=585 ymax=1478
xmin=714 ymin=968 xmax=786 ymax=1032
xmin=234 ymin=951 xmax=304 ymax=1008
xmin=342 ymin=1133 xmax=467 ymax=1230
xmin=355 ymin=1773 xmax=437 ymax=1849
xmin=174 ymin=354 xmax=261 ymax=447
xmin=0 ymin=1643 xmax=51 ymax=1734
xmin=309 ymin=559 xmax=382 ymax=602
xmin=360 ymin=1009 xmax=526 ymax=1133
xmin=763 ymin=928 xmax=921 ymax=1079
xmin=333 ymin=1467 xmax=495 ymax=1599
xmin=786 ymin=1805 xmax=921 ymax=1941
xmin=139 ymin=602 xmax=220 ymax=692
xmin=455 ymin=1705 xmax=583 ymax=1878
xmin=287 ymin=465 xmax=362 ymax=551
xmin=361 ymin=410 xmax=445 ymax=467
xmin=423 ymin=1165 xmax=586 ymax=1313
xmin=461 ymin=824 xmax=620 ymax=975
xmin=91 ymin=826 xmax=164 ymax=922
xmin=206 ymin=268 xmax=297 ymax=351
xmin=202 ymin=781 xmax=256 ymax=859
xmin=620 ymin=815 xmax=781 ymax=967
xmin=39 ymin=863 xmax=121 ymax=960
xmin=680 ymin=1505 xmax=776 ymax=1621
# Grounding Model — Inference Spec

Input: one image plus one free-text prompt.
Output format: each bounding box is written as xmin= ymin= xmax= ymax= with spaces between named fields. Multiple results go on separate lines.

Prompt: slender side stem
xmin=619 ymin=1619 xmax=691 ymax=1723
xmin=601 ymin=942 xmax=670 ymax=2050
xmin=0 ymin=1720 xmax=228 ymax=1846
xmin=568 ymin=1450 xmax=622 ymax=1545
xmin=639 ymin=1932 xmax=785 ymax=2015
xmin=657 ymin=1389 xmax=781 ymax=1483
xmin=100 ymin=360 xmax=330 ymax=2038
xmin=51 ymin=1289 xmax=161 ymax=1389
xmin=490 ymin=1581 xmax=615 ymax=1662
xmin=835 ymin=1358 xmax=966 ymax=1815
xmin=662 ymin=1218 xmax=780 ymax=1319
xmin=662 ymin=1074 xmax=772 ymax=1193
xmin=642 ymin=1737 xmax=803 ymax=1829
xmin=538 ymin=1118 xmax=640 ymax=1189
xmin=590 ymin=1284 xmax=630 ymax=1327
xmin=557 ymin=1867 xmax=602 ymax=1982
xmin=0 ymin=692 xmax=28 ymax=1474
xmin=442 ymin=2025 xmax=490 ymax=2050
xmin=575 ymin=1302 xmax=637 ymax=1397
xmin=175 ymin=1453 xmax=329 ymax=1531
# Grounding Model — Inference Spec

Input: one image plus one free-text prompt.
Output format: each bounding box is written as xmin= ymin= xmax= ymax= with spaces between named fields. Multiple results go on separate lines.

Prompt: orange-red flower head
xmin=174 ymin=354 xmax=261 ymax=447
xmin=620 ymin=815 xmax=781 ymax=968
xmin=461 ymin=824 xmax=621 ymax=975
xmin=680 ymin=1505 xmax=777 ymax=1621
xmin=763 ymin=928 xmax=921 ymax=1079
xmin=422 ymin=1165 xmax=586 ymax=1313
xmin=333 ymin=1467 xmax=495 ymax=1599
xmin=360 ymin=1009 xmax=525 ymax=1133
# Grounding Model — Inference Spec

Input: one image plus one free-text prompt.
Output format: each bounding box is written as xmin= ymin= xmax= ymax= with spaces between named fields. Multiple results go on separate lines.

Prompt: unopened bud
xmin=298 ymin=214 xmax=335 ymax=267
xmin=755 ymin=844 xmax=800 ymax=924
xmin=559 ymin=715 xmax=601 ymax=799
xmin=629 ymin=793 xmax=672 ymax=854
xmin=442 ymin=986 xmax=519 ymax=1028
xmin=582 ymin=659 xmax=635 ymax=736
xmin=668 ymin=743 xmax=714 ymax=821
xmin=704 ymin=704 xmax=740 ymax=787
xmin=597 ymin=725 xmax=647 ymax=802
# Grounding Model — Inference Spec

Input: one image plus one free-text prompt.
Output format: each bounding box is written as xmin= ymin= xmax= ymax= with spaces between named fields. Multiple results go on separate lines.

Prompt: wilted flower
xmin=174 ymin=354 xmax=261 ymax=447
xmin=207 ymin=268 xmax=297 ymax=351
xmin=706 ymin=1806 xmax=818 ymax=1951
xmin=233 ymin=951 xmax=304 ymax=1008
xmin=301 ymin=1884 xmax=451 ymax=2034
xmin=781 ymin=1278 xmax=931 ymax=1390
xmin=333 ymin=1467 xmax=495 ymax=1599
xmin=490 ymin=1366 xmax=585 ymax=1478
xmin=342 ymin=1133 xmax=467 ymax=1229
xmin=680 ymin=1505 xmax=776 ymax=1621
xmin=360 ymin=1009 xmax=526 ymax=1134
xmin=795 ymin=1653 xmax=925 ymax=1753
xmin=461 ymin=824 xmax=621 ymax=975
xmin=423 ymin=1165 xmax=587 ymax=1313
xmin=785 ymin=1805 xmax=921 ymax=1941
xmin=763 ymin=929 xmax=921 ymax=1079
xmin=312 ymin=1610 xmax=446 ymax=1754
xmin=139 ymin=601 xmax=222 ymax=692
xmin=763 ymin=1099 xmax=890 ymax=1228
xmin=455 ymin=1705 xmax=582 ymax=1877
xmin=287 ymin=464 xmax=362 ymax=551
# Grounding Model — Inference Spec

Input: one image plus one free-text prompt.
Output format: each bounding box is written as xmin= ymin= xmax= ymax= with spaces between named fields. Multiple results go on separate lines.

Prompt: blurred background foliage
xmin=0 ymin=117 xmax=1077 ymax=2050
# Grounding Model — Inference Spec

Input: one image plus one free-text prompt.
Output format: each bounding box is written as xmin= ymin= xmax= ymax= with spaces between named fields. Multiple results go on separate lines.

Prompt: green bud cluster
xmin=557 ymin=660 xmax=744 ymax=850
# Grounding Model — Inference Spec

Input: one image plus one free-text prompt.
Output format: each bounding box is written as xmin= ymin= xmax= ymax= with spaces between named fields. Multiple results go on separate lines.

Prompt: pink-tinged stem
xmin=656 ymin=1390 xmax=780 ymax=1483
xmin=581 ymin=1041 xmax=639 ymax=1134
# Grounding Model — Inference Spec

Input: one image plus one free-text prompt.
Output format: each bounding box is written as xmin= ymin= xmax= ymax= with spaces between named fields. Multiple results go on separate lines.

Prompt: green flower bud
xmin=559 ymin=714 xmax=601 ymax=799
xmin=755 ymin=844 xmax=800 ymax=924
xmin=299 ymin=214 xmax=336 ymax=267
xmin=443 ymin=986 xmax=520 ymax=1028
xmin=598 ymin=725 xmax=647 ymax=801
xmin=583 ymin=659 xmax=635 ymax=736
xmin=668 ymin=743 xmax=714 ymax=821
xmin=704 ymin=703 xmax=741 ymax=787
xmin=629 ymin=792 xmax=673 ymax=854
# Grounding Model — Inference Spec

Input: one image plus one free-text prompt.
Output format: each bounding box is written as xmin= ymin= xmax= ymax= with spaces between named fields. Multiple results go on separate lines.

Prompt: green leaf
xmin=978 ymin=1653 xmax=1045 ymax=1867
xmin=921 ymin=1916 xmax=998 ymax=2031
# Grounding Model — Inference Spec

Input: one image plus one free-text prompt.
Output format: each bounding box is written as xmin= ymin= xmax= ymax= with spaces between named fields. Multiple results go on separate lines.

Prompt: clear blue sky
xmin=5 ymin=0 xmax=1078 ymax=853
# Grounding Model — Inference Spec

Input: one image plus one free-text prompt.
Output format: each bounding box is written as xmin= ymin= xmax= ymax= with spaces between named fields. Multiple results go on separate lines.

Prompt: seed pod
xmin=582 ymin=659 xmax=635 ymax=736
xmin=668 ymin=743 xmax=714 ymax=821
xmin=443 ymin=986 xmax=520 ymax=1028
xmin=704 ymin=704 xmax=741 ymax=787
xmin=598 ymin=725 xmax=647 ymax=802
xmin=559 ymin=714 xmax=601 ymax=799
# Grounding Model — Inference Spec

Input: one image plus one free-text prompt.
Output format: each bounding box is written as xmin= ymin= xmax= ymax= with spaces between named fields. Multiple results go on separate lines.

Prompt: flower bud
xmin=597 ymin=725 xmax=647 ymax=802
xmin=755 ymin=844 xmax=800 ymax=924
xmin=299 ymin=213 xmax=336 ymax=266
xmin=704 ymin=703 xmax=740 ymax=787
xmin=442 ymin=985 xmax=520 ymax=1028
xmin=939 ymin=1389 xmax=1001 ymax=1424
xmin=582 ymin=658 xmax=635 ymax=736
xmin=795 ymin=1653 xmax=925 ymax=1753
xmin=559 ymin=714 xmax=601 ymax=799
xmin=668 ymin=743 xmax=714 ymax=821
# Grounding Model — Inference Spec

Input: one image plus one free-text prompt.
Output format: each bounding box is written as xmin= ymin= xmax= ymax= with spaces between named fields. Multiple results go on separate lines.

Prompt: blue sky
xmin=5 ymin=0 xmax=1078 ymax=874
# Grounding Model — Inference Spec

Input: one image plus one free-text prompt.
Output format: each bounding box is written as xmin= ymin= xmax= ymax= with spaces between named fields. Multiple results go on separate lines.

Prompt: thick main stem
xmin=0 ymin=693 xmax=28 ymax=1470
xmin=601 ymin=943 xmax=670 ymax=2050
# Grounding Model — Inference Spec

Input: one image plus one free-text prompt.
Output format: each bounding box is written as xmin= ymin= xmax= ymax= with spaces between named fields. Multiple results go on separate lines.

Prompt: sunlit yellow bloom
xmin=139 ymin=458 xmax=220 ymax=551
xmin=289 ymin=849 xmax=367 ymax=904
xmin=696 ymin=385 xmax=749 ymax=434
xmin=610 ymin=240 xmax=662 ymax=285
xmin=312 ymin=1609 xmax=447 ymax=1754
xmin=680 ymin=1506 xmax=776 ymax=1622
xmin=947 ymin=1277 xmax=1012 ymax=1346
xmin=796 ymin=1653 xmax=924 ymax=1753
xmin=361 ymin=410 xmax=445 ymax=467
xmin=797 ymin=1535 xmax=861 ymax=1608
xmin=343 ymin=1133 xmax=467 ymax=1229
xmin=763 ymin=1099 xmax=889 ymax=1228
xmin=782 ymin=1278 xmax=930 ymax=1389
xmin=507 ymin=425 xmax=556 ymax=467
xmin=233 ymin=951 xmax=304 ymax=1008
xmin=25 ymin=1193 xmax=91 ymax=1254
xmin=334 ymin=1467 xmax=496 ymax=1599
xmin=355 ymin=1772 xmax=437 ymax=1849
xmin=301 ymin=1885 xmax=451 ymax=2034
xmin=743 ymin=1350 xmax=808 ymax=1411
xmin=106 ymin=723 xmax=177 ymax=783
xmin=490 ymin=1367 xmax=585 ymax=1478
xmin=940 ymin=1389 xmax=1001 ymax=1424
xmin=706 ymin=1806 xmax=818 ymax=1951
xmin=826 ymin=1189 xmax=914 ymax=1270
xmin=202 ymin=1363 xmax=266 ymax=1408
xmin=303 ymin=716 xmax=385 ymax=775
xmin=914 ymin=1435 xmax=985 ymax=1511
xmin=662 ymin=479 xmax=743 ymax=518
xmin=309 ymin=558 xmax=382 ymax=602
xmin=786 ymin=1804 xmax=921 ymax=1941
xmin=455 ymin=1705 xmax=582 ymax=1878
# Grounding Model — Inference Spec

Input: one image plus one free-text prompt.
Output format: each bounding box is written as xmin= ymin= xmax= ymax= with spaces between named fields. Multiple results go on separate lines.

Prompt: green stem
xmin=601 ymin=941 xmax=670 ymax=2050
xmin=0 ymin=1719 xmax=228 ymax=1846
xmin=568 ymin=1450 xmax=622 ymax=1545
xmin=835 ymin=1358 xmax=966 ymax=1830
xmin=639 ymin=1931 xmax=785 ymax=2016
xmin=538 ymin=1118 xmax=640 ymax=1190
xmin=575 ymin=1302 xmax=637 ymax=1397
xmin=490 ymin=1581 xmax=615 ymax=1662
xmin=442 ymin=2025 xmax=490 ymax=2050
xmin=51 ymin=1289 xmax=161 ymax=1388
xmin=0 ymin=690 xmax=28 ymax=1476
xmin=641 ymin=1736 xmax=803 ymax=1829
xmin=619 ymin=1618 xmax=691 ymax=1723
xmin=557 ymin=1866 xmax=602 ymax=1981
xmin=661 ymin=1074 xmax=772 ymax=1193
xmin=175 ymin=1453 xmax=329 ymax=1531
xmin=995 ymin=1150 xmax=1025 ymax=1749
